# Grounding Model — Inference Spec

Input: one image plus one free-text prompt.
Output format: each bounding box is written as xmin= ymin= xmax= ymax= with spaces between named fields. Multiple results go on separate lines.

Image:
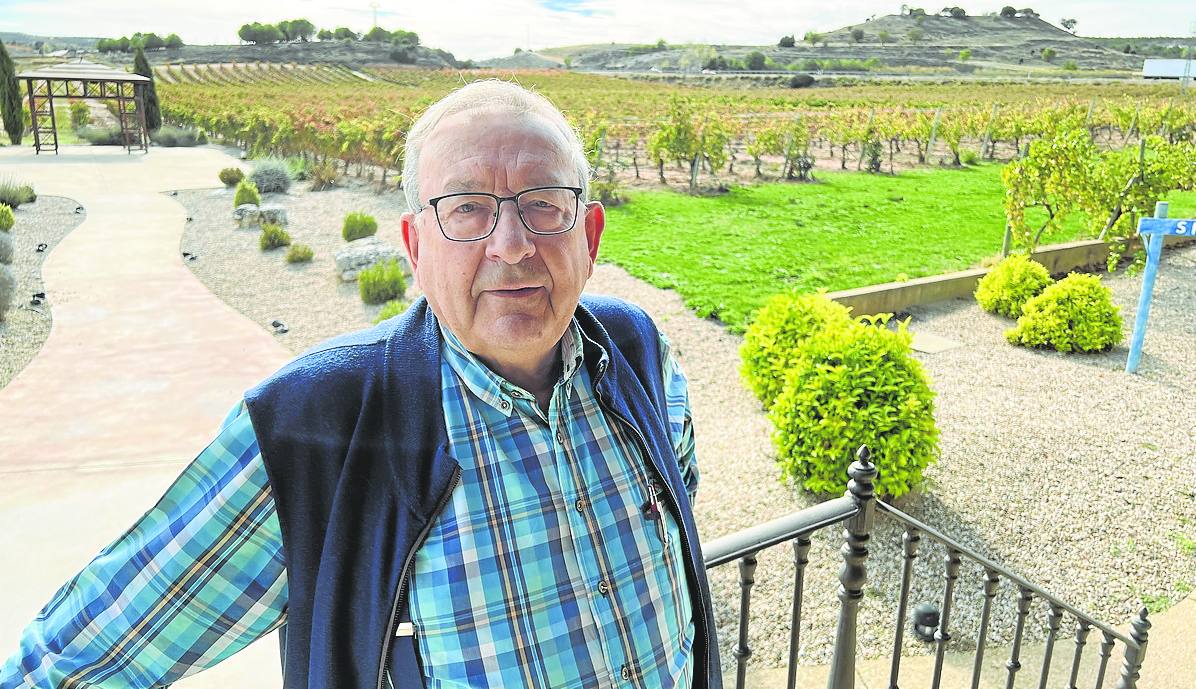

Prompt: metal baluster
xmin=787 ymin=535 xmax=813 ymax=689
xmin=929 ymin=548 xmax=962 ymax=689
xmin=1005 ymin=586 xmax=1034 ymax=689
xmin=1094 ymin=631 xmax=1115 ymax=689
xmin=1114 ymin=608 xmax=1151 ymax=689
xmin=1037 ymin=603 xmax=1064 ymax=689
xmin=828 ymin=447 xmax=877 ymax=689
xmin=887 ymin=527 xmax=921 ymax=689
xmin=970 ymin=569 xmax=1001 ymax=689
xmin=734 ymin=553 xmax=759 ymax=689
xmin=1067 ymin=621 xmax=1092 ymax=689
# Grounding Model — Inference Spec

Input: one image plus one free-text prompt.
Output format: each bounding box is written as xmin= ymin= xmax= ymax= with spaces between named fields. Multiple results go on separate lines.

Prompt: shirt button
xmin=620 ymin=664 xmax=631 ymax=680
xmin=597 ymin=579 xmax=610 ymax=596
xmin=556 ymin=431 xmax=566 ymax=444
xmin=500 ymin=400 xmax=510 ymax=410
xmin=575 ymin=497 xmax=588 ymax=512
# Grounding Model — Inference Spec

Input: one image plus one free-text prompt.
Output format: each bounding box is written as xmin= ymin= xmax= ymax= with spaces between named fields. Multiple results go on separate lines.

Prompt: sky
xmin=1 ymin=0 xmax=1194 ymax=61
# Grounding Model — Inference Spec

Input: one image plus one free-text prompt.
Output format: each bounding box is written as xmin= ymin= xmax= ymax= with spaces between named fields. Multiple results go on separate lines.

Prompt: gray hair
xmin=402 ymin=80 xmax=590 ymax=212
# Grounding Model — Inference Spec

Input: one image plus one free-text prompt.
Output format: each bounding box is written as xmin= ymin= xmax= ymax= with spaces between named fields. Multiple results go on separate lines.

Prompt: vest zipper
xmin=376 ymin=463 xmax=462 ymax=689
xmin=597 ymin=394 xmax=711 ymax=688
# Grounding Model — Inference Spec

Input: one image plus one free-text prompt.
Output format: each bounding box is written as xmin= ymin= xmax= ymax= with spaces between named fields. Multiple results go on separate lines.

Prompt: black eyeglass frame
xmin=424 ymin=185 xmax=585 ymax=242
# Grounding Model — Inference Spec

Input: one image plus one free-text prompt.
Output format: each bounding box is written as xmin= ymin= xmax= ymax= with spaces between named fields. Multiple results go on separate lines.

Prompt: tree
xmin=278 ymin=20 xmax=294 ymax=41
xmin=907 ymin=28 xmax=924 ymax=42
xmin=1000 ymin=6 xmax=1017 ymax=17
xmin=850 ymin=28 xmax=865 ymax=43
xmin=958 ymin=49 xmax=971 ymax=61
xmin=391 ymin=30 xmax=419 ymax=47
xmin=142 ymin=33 xmax=165 ymax=50
xmin=118 ymin=36 xmax=131 ymax=52
xmin=333 ymin=27 xmax=358 ymax=41
xmin=778 ymin=35 xmax=795 ymax=48
xmin=746 ymin=51 xmax=766 ymax=70
xmin=878 ymin=30 xmax=893 ymax=43
xmin=803 ymin=31 xmax=823 ymax=46
xmin=1061 ymin=18 xmax=1077 ymax=33
xmin=0 ymin=42 xmax=22 ymax=145
xmin=1018 ymin=7 xmax=1039 ymax=17
xmin=940 ymin=7 xmax=967 ymax=17
xmin=908 ymin=7 xmax=927 ymax=16
xmin=363 ymin=26 xmax=392 ymax=42
xmin=289 ymin=19 xmax=316 ymax=41
xmin=317 ymin=28 xmax=334 ymax=41
xmin=132 ymin=48 xmax=162 ymax=132
xmin=165 ymin=33 xmax=184 ymax=49
xmin=238 ymin=23 xmax=282 ymax=45
xmin=1041 ymin=47 xmax=1056 ymax=62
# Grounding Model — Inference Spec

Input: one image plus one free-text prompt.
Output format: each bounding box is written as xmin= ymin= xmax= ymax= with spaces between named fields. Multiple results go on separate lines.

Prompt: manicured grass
xmin=600 ymin=164 xmax=1196 ymax=330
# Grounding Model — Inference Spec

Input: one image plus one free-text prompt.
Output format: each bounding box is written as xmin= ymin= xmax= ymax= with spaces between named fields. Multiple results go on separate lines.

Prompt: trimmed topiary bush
xmin=259 ymin=222 xmax=292 ymax=251
xmin=285 ymin=243 xmax=314 ymax=263
xmin=234 ymin=179 xmax=261 ymax=207
xmin=740 ymin=292 xmax=855 ymax=410
xmin=1006 ymin=273 xmax=1123 ymax=353
xmin=768 ymin=316 xmax=940 ymax=498
xmin=342 ymin=212 xmax=378 ymax=242
xmin=358 ymin=258 xmax=406 ymax=305
xmin=219 ymin=167 xmax=245 ymax=187
xmin=975 ymin=253 xmax=1054 ymax=318
xmin=250 ymin=158 xmax=294 ymax=194
xmin=374 ymin=298 xmax=408 ymax=324
xmin=0 ymin=204 xmax=12 ymax=232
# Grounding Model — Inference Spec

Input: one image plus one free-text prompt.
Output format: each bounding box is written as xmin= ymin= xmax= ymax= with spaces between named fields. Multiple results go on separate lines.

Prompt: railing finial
xmin=1114 ymin=607 xmax=1151 ymax=689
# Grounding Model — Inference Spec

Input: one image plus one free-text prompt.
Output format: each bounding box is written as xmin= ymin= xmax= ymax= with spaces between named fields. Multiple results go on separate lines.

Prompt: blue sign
xmin=1126 ymin=202 xmax=1190 ymax=373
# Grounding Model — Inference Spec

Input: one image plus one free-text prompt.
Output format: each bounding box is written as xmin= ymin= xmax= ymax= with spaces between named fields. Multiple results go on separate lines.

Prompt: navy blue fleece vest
xmin=244 ymin=295 xmax=722 ymax=689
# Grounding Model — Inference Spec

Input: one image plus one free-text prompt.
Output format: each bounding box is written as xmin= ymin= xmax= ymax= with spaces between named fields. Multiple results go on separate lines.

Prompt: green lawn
xmin=599 ymin=164 xmax=1196 ymax=330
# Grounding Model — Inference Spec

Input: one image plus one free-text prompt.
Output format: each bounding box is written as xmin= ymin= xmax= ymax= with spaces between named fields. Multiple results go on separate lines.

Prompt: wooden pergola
xmin=15 ymin=61 xmax=151 ymax=155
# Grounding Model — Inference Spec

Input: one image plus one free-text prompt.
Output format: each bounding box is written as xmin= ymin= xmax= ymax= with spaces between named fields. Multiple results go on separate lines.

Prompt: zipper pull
xmin=642 ymin=481 xmax=662 ymax=521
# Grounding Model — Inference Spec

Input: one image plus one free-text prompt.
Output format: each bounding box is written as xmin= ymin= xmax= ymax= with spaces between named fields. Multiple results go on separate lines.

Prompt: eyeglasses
xmin=424 ymin=186 xmax=583 ymax=242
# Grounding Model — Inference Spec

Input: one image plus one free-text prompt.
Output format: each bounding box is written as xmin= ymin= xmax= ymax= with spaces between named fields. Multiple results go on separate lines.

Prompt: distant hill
xmin=1 ymin=31 xmax=103 ymax=51
xmin=536 ymin=14 xmax=1145 ymax=75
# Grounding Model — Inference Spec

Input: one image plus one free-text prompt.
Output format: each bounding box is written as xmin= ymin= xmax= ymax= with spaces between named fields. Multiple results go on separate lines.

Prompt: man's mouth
xmin=488 ymin=286 xmax=543 ymax=298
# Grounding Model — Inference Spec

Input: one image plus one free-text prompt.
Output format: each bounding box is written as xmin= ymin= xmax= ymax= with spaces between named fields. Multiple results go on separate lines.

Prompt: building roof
xmin=16 ymin=60 xmax=151 ymax=83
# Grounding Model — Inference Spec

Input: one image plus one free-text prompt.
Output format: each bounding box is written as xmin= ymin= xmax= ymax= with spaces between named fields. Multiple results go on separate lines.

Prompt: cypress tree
xmin=0 ymin=41 xmax=23 ymax=145
xmin=132 ymin=47 xmax=162 ymax=131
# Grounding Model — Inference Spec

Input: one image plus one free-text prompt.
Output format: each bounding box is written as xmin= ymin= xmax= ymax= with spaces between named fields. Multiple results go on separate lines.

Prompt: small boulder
xmin=0 ymin=264 xmax=15 ymax=321
xmin=335 ymin=236 xmax=409 ymax=282
xmin=233 ymin=204 xmax=260 ymax=228
xmin=259 ymin=205 xmax=288 ymax=226
xmin=0 ymin=231 xmax=13 ymax=264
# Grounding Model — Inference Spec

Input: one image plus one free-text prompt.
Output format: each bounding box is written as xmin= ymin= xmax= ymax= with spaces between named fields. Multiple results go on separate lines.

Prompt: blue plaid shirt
xmin=1 ymin=319 xmax=698 ymax=689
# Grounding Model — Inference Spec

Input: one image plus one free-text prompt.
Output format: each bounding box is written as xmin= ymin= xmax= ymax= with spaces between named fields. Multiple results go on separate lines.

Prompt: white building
xmin=1142 ymin=58 xmax=1195 ymax=79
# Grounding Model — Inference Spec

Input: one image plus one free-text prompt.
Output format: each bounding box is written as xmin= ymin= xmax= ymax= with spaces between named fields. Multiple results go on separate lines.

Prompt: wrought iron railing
xmin=702 ymin=447 xmax=1151 ymax=689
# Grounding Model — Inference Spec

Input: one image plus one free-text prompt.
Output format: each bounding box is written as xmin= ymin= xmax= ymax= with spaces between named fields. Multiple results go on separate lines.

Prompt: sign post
xmin=1126 ymin=201 xmax=1194 ymax=373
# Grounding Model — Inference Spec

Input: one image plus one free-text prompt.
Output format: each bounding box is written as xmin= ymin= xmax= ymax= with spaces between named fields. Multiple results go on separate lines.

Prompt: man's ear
xmin=400 ymin=211 xmax=420 ymax=278
xmin=583 ymin=201 xmax=605 ymax=275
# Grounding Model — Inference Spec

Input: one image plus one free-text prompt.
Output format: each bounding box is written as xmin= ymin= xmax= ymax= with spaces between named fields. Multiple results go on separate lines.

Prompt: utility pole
xmin=370 ymin=2 xmax=380 ymax=28
xmin=1183 ymin=22 xmax=1196 ymax=96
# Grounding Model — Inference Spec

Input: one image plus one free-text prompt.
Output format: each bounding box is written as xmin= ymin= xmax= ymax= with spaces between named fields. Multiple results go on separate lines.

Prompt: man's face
xmin=400 ymin=109 xmax=605 ymax=371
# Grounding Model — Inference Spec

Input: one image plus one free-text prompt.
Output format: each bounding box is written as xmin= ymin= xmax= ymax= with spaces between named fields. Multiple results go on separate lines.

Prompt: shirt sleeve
xmin=0 ymin=401 xmax=288 ymax=689
xmin=659 ymin=332 xmax=699 ymax=504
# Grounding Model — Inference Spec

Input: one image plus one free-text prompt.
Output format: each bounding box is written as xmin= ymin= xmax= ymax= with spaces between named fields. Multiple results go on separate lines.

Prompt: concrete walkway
xmin=0 ymin=145 xmax=290 ymax=687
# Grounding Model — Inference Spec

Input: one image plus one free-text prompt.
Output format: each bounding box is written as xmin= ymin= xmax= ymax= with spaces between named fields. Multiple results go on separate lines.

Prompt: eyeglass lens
xmin=436 ymin=188 xmax=578 ymax=241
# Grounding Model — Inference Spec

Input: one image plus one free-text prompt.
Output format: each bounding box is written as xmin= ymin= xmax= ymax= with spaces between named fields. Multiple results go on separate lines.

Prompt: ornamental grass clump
xmin=358 ymin=259 xmax=406 ymax=305
xmin=0 ymin=204 xmax=13 ymax=232
xmin=0 ymin=179 xmax=35 ymax=209
xmin=740 ymin=292 xmax=855 ymax=410
xmin=219 ymin=167 xmax=245 ymax=187
xmin=342 ymin=212 xmax=378 ymax=241
xmin=285 ymin=243 xmax=314 ymax=263
xmin=768 ymin=316 xmax=939 ymax=499
xmin=373 ymin=298 xmax=407 ymax=323
xmin=250 ymin=158 xmax=294 ymax=194
xmin=234 ymin=179 xmax=261 ymax=207
xmin=1006 ymin=273 xmax=1123 ymax=353
xmin=259 ymin=222 xmax=292 ymax=251
xmin=975 ymin=253 xmax=1053 ymax=318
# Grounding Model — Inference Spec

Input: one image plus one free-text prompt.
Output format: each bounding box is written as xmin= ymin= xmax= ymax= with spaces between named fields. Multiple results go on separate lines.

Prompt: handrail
xmin=703 ymin=495 xmax=858 ymax=568
xmin=876 ymin=501 xmax=1137 ymax=648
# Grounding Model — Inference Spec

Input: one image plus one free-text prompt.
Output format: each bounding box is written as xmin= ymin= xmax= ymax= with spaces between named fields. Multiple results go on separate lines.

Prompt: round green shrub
xmin=374 ymin=298 xmax=408 ymax=324
xmin=975 ymin=254 xmax=1053 ymax=318
xmin=259 ymin=223 xmax=292 ymax=251
xmin=234 ymin=179 xmax=261 ymax=207
xmin=740 ymin=292 xmax=854 ymax=410
xmin=358 ymin=259 xmax=406 ymax=305
xmin=768 ymin=317 xmax=940 ymax=499
xmin=219 ymin=167 xmax=245 ymax=187
xmin=342 ymin=212 xmax=379 ymax=242
xmin=1006 ymin=273 xmax=1123 ymax=352
xmin=0 ymin=204 xmax=13 ymax=232
xmin=250 ymin=158 xmax=294 ymax=194
xmin=285 ymin=243 xmax=314 ymax=263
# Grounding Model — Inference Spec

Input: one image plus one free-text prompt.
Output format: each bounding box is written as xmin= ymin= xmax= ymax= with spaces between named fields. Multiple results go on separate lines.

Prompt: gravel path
xmin=176 ymin=179 xmax=1196 ymax=668
xmin=0 ymin=196 xmax=86 ymax=391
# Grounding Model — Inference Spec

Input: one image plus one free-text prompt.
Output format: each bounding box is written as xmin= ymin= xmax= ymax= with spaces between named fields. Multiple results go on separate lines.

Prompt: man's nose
xmin=485 ymin=199 xmax=536 ymax=265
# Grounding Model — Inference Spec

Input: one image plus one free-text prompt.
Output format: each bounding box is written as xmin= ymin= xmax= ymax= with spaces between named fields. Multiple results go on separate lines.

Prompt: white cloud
xmin=1 ymin=0 xmax=1193 ymax=60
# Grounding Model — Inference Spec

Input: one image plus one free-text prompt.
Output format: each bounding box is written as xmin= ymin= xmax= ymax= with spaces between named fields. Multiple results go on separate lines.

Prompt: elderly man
xmin=1 ymin=81 xmax=721 ymax=689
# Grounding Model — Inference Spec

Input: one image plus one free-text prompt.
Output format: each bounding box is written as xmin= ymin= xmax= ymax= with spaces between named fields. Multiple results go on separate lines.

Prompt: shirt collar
xmin=439 ymin=320 xmax=587 ymax=416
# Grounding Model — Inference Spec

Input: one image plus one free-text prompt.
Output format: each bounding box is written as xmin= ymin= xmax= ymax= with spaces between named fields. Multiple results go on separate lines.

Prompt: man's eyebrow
xmin=441 ymin=179 xmax=483 ymax=194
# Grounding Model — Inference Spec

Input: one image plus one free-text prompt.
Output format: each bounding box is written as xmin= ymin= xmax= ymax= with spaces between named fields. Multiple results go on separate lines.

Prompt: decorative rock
xmin=0 ymin=231 xmax=13 ymax=264
xmin=259 ymin=205 xmax=288 ymax=226
xmin=233 ymin=204 xmax=260 ymax=228
xmin=335 ymin=236 xmax=409 ymax=282
xmin=0 ymin=264 xmax=15 ymax=321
